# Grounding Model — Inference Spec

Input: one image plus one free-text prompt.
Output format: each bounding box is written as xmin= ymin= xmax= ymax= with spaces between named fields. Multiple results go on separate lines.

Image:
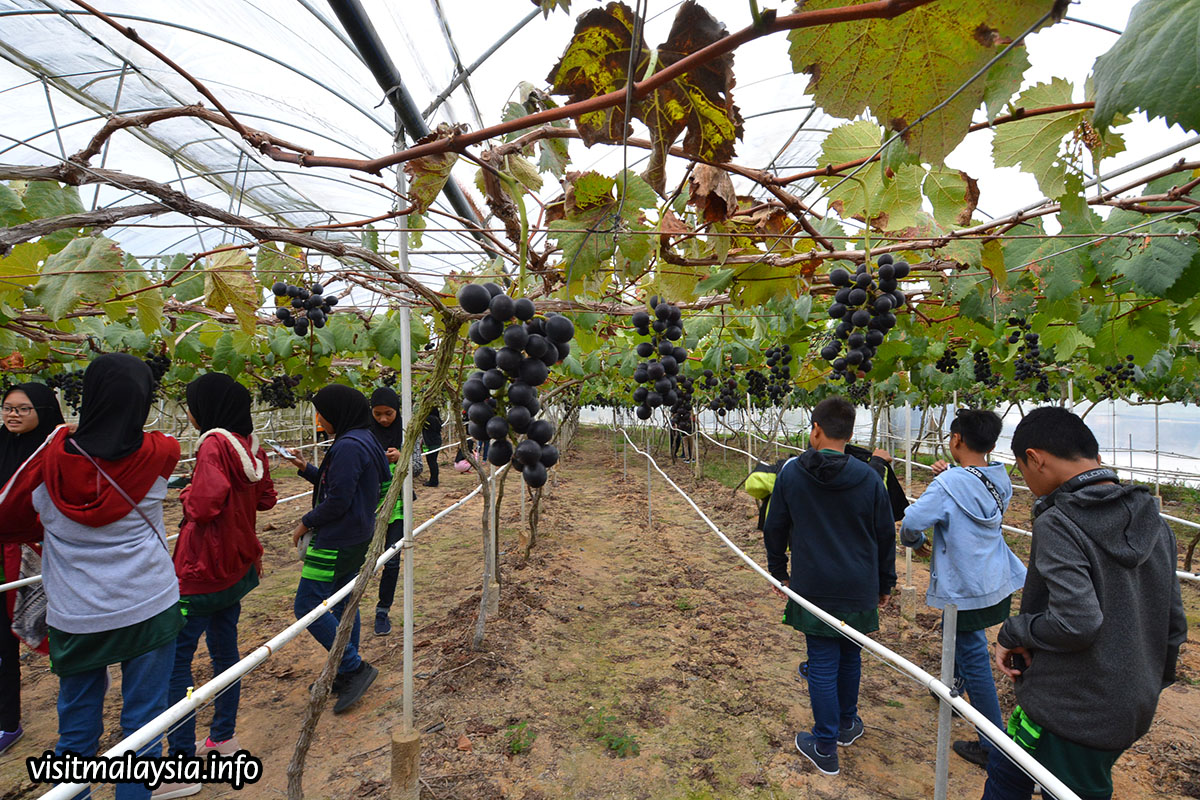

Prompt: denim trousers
xmin=166 ymin=602 xmax=242 ymax=757
xmin=954 ymin=626 xmax=1005 ymax=750
xmin=981 ymin=744 xmax=1112 ymax=800
xmin=294 ymin=571 xmax=362 ymax=675
xmin=804 ymin=633 xmax=861 ymax=748
xmin=377 ymin=519 xmax=405 ymax=611
xmin=55 ymin=640 xmax=175 ymax=800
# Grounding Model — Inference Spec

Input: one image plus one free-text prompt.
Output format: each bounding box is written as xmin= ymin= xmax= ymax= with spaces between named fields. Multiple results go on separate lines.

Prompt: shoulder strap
xmin=67 ymin=437 xmax=167 ymax=550
xmin=961 ymin=466 xmax=1004 ymax=515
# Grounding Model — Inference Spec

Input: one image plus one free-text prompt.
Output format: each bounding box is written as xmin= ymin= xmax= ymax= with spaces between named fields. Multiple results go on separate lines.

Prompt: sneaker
xmin=151 ymin=783 xmax=202 ymax=799
xmin=333 ymin=662 xmax=378 ymax=715
xmin=0 ymin=725 xmax=23 ymax=755
xmin=837 ymin=716 xmax=864 ymax=747
xmin=196 ymin=735 xmax=241 ymax=757
xmin=797 ymin=661 xmax=808 ymax=679
xmin=308 ymin=674 xmax=347 ymax=695
xmin=423 ymin=480 xmax=438 ymax=487
xmin=795 ymin=732 xmax=839 ymax=776
xmin=952 ymin=739 xmax=990 ymax=768
xmin=374 ymin=610 xmax=392 ymax=637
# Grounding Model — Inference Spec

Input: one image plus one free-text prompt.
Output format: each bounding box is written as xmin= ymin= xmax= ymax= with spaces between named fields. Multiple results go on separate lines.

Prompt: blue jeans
xmin=55 ymin=640 xmax=175 ymax=800
xmin=803 ymin=634 xmax=861 ymax=748
xmin=954 ymin=626 xmax=1005 ymax=751
xmin=981 ymin=744 xmax=1112 ymax=800
xmin=166 ymin=603 xmax=241 ymax=757
xmin=294 ymin=572 xmax=362 ymax=675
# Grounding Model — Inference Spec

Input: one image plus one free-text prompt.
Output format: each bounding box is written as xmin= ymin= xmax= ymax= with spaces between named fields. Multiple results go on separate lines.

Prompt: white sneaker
xmin=152 ymin=782 xmax=201 ymax=799
xmin=195 ymin=735 xmax=241 ymax=756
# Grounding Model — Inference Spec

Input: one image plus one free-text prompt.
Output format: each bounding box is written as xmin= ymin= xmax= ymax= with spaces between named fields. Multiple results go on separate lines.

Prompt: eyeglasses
xmin=1 ymin=405 xmax=35 ymax=416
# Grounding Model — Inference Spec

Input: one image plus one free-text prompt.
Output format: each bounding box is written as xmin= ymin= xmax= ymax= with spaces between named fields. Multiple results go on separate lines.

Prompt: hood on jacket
xmin=195 ymin=429 xmax=267 ymax=485
xmin=1052 ymin=483 xmax=1165 ymax=568
xmin=938 ymin=463 xmax=1011 ymax=525
xmin=797 ymin=448 xmax=874 ymax=490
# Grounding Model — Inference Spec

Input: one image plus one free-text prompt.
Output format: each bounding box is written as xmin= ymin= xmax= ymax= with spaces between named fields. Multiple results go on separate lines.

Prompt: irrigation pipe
xmin=616 ymin=429 xmax=1082 ymax=800
xmin=698 ymin=428 xmax=759 ymax=462
xmin=34 ymin=473 xmax=495 ymax=800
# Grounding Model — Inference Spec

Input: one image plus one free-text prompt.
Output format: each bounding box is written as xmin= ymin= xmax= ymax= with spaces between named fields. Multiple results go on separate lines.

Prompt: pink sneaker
xmin=195 ymin=735 xmax=241 ymax=756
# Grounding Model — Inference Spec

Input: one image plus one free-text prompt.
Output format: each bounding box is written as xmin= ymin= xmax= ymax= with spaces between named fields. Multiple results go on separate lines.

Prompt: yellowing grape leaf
xmin=817 ymin=120 xmax=924 ymax=230
xmin=32 ymin=236 xmax=124 ymax=320
xmin=204 ymin=249 xmax=261 ymax=336
xmin=547 ymin=1 xmax=742 ymax=194
xmin=924 ymin=167 xmax=979 ymax=228
xmin=991 ymin=79 xmax=1088 ymax=199
xmin=403 ymin=124 xmax=464 ymax=214
xmin=0 ymin=242 xmax=48 ymax=287
xmin=788 ymin=0 xmax=1059 ymax=164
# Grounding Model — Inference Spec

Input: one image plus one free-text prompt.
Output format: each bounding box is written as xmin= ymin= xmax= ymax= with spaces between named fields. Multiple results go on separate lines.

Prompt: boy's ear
xmin=1020 ymin=448 xmax=1046 ymax=471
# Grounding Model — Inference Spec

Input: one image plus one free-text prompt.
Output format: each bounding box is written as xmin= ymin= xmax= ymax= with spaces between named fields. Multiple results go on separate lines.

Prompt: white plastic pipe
xmin=617 ymin=429 xmax=1082 ymax=800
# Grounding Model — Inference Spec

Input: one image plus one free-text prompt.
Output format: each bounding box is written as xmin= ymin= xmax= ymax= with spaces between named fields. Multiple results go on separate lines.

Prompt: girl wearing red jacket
xmin=162 ymin=373 xmax=275 ymax=792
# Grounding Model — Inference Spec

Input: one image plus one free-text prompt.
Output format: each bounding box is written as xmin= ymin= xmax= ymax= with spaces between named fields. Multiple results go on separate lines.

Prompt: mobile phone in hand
xmin=1009 ymin=653 xmax=1027 ymax=673
xmin=264 ymin=438 xmax=295 ymax=460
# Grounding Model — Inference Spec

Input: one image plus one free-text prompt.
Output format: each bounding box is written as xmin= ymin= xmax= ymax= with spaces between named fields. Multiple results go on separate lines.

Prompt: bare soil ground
xmin=2 ymin=428 xmax=1198 ymax=799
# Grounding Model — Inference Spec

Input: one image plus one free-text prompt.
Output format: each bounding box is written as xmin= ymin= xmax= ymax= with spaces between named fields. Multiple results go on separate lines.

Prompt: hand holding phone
xmin=264 ymin=438 xmax=295 ymax=459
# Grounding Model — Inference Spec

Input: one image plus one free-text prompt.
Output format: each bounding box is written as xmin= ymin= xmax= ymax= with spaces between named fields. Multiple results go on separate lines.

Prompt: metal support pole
xmin=745 ymin=393 xmax=754 ymax=473
xmin=396 ymin=153 xmax=417 ymax=743
xmin=904 ymin=401 xmax=913 ymax=489
xmin=934 ymin=604 xmax=958 ymax=800
xmin=1155 ymin=404 xmax=1161 ymax=502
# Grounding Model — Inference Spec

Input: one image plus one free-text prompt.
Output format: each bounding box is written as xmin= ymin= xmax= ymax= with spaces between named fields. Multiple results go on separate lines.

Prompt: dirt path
xmin=2 ymin=429 xmax=1197 ymax=799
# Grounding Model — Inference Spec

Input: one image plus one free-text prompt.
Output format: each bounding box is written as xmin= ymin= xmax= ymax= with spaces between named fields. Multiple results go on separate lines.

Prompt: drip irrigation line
xmin=616 ymin=427 xmax=1082 ymax=800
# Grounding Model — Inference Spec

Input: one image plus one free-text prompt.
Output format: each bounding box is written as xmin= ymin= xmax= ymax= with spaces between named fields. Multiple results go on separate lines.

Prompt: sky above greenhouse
xmin=0 ymin=0 xmax=1197 ymax=288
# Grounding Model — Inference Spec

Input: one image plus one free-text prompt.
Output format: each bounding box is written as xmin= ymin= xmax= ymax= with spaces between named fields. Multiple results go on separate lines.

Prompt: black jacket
xmin=997 ymin=482 xmax=1187 ymax=751
xmin=763 ymin=449 xmax=896 ymax=612
xmin=300 ymin=428 xmax=389 ymax=549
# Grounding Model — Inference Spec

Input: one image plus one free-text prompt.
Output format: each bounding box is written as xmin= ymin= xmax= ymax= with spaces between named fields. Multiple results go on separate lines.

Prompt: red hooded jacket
xmin=174 ymin=430 xmax=276 ymax=596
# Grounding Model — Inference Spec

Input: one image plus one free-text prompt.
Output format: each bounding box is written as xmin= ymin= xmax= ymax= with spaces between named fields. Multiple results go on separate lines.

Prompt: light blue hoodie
xmin=900 ymin=463 xmax=1026 ymax=611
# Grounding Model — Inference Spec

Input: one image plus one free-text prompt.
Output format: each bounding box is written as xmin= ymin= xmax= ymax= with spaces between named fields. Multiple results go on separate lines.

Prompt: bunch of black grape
xmin=820 ymin=254 xmax=909 ymax=383
xmin=936 ymin=347 xmax=959 ymax=375
xmin=847 ymin=380 xmax=871 ymax=406
xmin=272 ymin=282 xmax=338 ymax=337
xmin=260 ymin=374 xmax=301 ymax=409
xmin=458 ymin=282 xmax=574 ymax=488
xmin=1007 ymin=318 xmax=1046 ymax=383
xmin=1097 ymin=355 xmax=1136 ymax=398
xmin=973 ymin=349 xmax=999 ymax=387
xmin=46 ymin=371 xmax=84 ymax=411
xmin=143 ymin=351 xmax=171 ymax=397
xmin=629 ymin=296 xmax=688 ymax=421
xmin=763 ymin=344 xmax=793 ymax=405
xmin=703 ymin=371 xmax=741 ymax=417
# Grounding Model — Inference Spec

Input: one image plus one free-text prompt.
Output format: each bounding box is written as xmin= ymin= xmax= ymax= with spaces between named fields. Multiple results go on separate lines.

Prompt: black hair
xmin=1011 ymin=406 xmax=1099 ymax=462
xmin=811 ymin=396 xmax=855 ymax=441
xmin=950 ymin=408 xmax=1003 ymax=453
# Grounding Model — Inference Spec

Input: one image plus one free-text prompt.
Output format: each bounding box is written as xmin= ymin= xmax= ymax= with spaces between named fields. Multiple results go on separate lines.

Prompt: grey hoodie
xmin=997 ymin=482 xmax=1187 ymax=751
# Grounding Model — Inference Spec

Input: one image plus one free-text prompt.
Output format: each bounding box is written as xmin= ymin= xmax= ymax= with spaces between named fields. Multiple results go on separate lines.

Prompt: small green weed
xmin=674 ymin=597 xmax=696 ymax=611
xmin=885 ymin=699 xmax=905 ymax=708
xmin=505 ymin=721 xmax=537 ymax=755
xmin=585 ymin=708 xmax=641 ymax=758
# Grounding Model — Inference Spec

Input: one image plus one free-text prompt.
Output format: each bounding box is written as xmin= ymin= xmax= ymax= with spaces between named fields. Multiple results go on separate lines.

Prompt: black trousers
xmin=425 ymin=451 xmax=439 ymax=485
xmin=0 ymin=599 xmax=20 ymax=730
xmin=377 ymin=519 xmax=405 ymax=611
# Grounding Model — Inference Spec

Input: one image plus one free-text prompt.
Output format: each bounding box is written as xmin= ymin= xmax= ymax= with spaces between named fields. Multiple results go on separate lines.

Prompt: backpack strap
xmin=961 ymin=466 xmax=1005 ymax=515
xmin=67 ymin=437 xmax=167 ymax=550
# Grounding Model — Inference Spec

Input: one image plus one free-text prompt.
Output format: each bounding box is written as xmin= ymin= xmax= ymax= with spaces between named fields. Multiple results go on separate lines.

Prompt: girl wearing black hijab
xmin=158 ymin=373 xmax=276 ymax=789
xmin=285 ymin=384 xmax=388 ymax=714
xmin=369 ymin=387 xmax=405 ymax=636
xmin=0 ymin=383 xmax=62 ymax=753
xmin=0 ymin=354 xmax=180 ymax=798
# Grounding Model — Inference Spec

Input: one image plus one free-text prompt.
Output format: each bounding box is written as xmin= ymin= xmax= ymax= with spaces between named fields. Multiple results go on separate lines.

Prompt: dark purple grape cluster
xmin=272 ymin=282 xmax=338 ymax=337
xmin=847 ymin=380 xmax=871 ymax=406
xmin=458 ymin=282 xmax=573 ymax=488
xmin=1097 ymin=355 xmax=1135 ymax=398
xmin=703 ymin=370 xmax=740 ymax=417
xmin=260 ymin=374 xmax=300 ymax=408
xmin=820 ymin=254 xmax=908 ymax=383
xmin=630 ymin=296 xmax=688 ymax=420
xmin=143 ymin=351 xmax=171 ymax=397
xmin=1007 ymin=318 xmax=1045 ymax=383
xmin=935 ymin=347 xmax=958 ymax=375
xmin=45 ymin=371 xmax=84 ymax=411
xmin=973 ymin=349 xmax=999 ymax=387
xmin=761 ymin=344 xmax=793 ymax=405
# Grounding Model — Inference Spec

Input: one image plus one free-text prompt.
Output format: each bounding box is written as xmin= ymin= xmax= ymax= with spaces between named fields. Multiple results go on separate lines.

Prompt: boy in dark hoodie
xmin=983 ymin=407 xmax=1187 ymax=800
xmin=763 ymin=397 xmax=896 ymax=777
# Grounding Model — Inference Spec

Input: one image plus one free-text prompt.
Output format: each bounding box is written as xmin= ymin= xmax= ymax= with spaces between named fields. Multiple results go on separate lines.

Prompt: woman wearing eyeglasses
xmin=0 ymin=383 xmax=64 ymax=754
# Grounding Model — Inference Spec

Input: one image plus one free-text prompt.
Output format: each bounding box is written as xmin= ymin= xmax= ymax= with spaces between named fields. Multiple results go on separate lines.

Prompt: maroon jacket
xmin=174 ymin=431 xmax=276 ymax=596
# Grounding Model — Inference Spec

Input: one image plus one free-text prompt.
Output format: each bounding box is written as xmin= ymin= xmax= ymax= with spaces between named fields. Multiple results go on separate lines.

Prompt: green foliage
xmin=204 ymin=249 xmax=261 ymax=336
xmin=547 ymin=170 xmax=654 ymax=278
xmin=991 ymin=79 xmax=1089 ymax=199
xmin=788 ymin=0 xmax=1058 ymax=163
xmin=505 ymin=721 xmax=538 ymax=755
xmin=403 ymin=123 xmax=463 ymax=214
xmin=32 ymin=236 xmax=123 ymax=320
xmin=584 ymin=708 xmax=640 ymax=758
xmin=1093 ymin=0 xmax=1200 ymax=135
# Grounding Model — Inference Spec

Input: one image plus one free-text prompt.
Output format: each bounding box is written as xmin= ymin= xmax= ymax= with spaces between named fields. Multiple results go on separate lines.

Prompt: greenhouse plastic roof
xmin=0 ymin=0 xmax=839 ymax=280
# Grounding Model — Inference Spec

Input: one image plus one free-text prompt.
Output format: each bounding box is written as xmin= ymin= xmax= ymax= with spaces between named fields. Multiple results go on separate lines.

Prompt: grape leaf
xmin=204 ymin=249 xmax=261 ymax=336
xmin=255 ymin=242 xmax=305 ymax=292
xmin=816 ymin=120 xmax=924 ymax=230
xmin=0 ymin=242 xmax=48 ymax=288
xmin=403 ymin=124 xmax=464 ymax=214
xmin=688 ymin=164 xmax=738 ymax=223
xmin=991 ymin=79 xmax=1089 ymax=199
xmin=1120 ymin=236 xmax=1199 ymax=297
xmin=924 ymin=167 xmax=979 ymax=228
xmin=0 ymin=182 xmax=25 ymax=227
xmin=981 ymin=45 xmax=1031 ymax=121
xmin=788 ymin=0 xmax=1059 ymax=164
xmin=1041 ymin=326 xmax=1094 ymax=362
xmin=539 ymin=0 xmax=571 ymax=19
xmin=696 ymin=267 xmax=735 ymax=295
xmin=33 ymin=236 xmax=124 ymax=320
xmin=129 ymin=273 xmax=164 ymax=336
xmin=547 ymin=1 xmax=743 ymax=194
xmin=1093 ymin=0 xmax=1200 ymax=135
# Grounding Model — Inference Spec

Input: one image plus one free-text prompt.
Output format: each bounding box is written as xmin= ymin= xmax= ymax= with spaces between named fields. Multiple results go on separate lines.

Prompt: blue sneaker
xmin=374 ymin=610 xmax=392 ymax=636
xmin=0 ymin=724 xmax=23 ymax=755
xmin=795 ymin=732 xmax=839 ymax=775
xmin=837 ymin=715 xmax=864 ymax=746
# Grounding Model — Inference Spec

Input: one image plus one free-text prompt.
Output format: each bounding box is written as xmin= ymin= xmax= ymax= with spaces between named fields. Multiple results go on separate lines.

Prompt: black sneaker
xmin=837 ymin=715 xmax=864 ymax=747
xmin=423 ymin=480 xmax=438 ymax=487
xmin=308 ymin=674 xmax=347 ymax=695
xmin=952 ymin=739 xmax=990 ymax=767
xmin=795 ymin=732 xmax=839 ymax=775
xmin=333 ymin=662 xmax=378 ymax=714
xmin=374 ymin=610 xmax=392 ymax=636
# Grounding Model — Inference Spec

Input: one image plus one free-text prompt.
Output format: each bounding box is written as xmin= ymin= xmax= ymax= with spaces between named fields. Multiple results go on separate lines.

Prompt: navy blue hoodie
xmin=300 ymin=428 xmax=389 ymax=549
xmin=763 ymin=448 xmax=897 ymax=612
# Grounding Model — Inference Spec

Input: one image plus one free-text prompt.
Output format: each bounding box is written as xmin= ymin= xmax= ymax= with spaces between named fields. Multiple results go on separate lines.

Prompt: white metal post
xmin=1155 ymin=404 xmax=1161 ymax=501
xmin=934 ymin=604 xmax=958 ymax=800
xmin=904 ymin=401 xmax=913 ymax=489
xmin=396 ymin=165 xmax=416 ymax=738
